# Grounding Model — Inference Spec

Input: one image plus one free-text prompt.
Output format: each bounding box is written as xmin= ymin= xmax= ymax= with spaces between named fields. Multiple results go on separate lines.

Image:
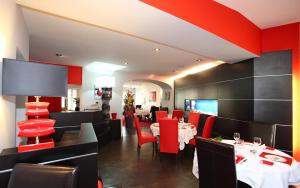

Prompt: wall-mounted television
xmin=194 ymin=99 xmax=218 ymax=116
xmin=185 ymin=99 xmax=218 ymax=116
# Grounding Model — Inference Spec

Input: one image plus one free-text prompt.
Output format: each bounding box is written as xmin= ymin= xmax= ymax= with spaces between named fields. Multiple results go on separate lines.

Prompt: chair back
xmin=172 ymin=110 xmax=184 ymax=120
xmin=133 ymin=114 xmax=142 ymax=144
xmin=202 ymin=116 xmax=216 ymax=138
xmin=273 ymin=124 xmax=292 ymax=155
xmin=188 ymin=112 xmax=200 ymax=129
xmin=156 ymin=111 xmax=168 ymax=123
xmin=150 ymin=106 xmax=159 ymax=123
xmin=7 ymin=163 xmax=78 ymax=188
xmin=195 ymin=137 xmax=237 ymax=188
xmin=159 ymin=118 xmax=179 ymax=154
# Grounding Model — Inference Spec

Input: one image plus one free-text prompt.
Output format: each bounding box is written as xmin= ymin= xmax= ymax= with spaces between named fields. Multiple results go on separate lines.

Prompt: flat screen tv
xmin=2 ymin=58 xmax=68 ymax=96
xmin=194 ymin=99 xmax=218 ymax=116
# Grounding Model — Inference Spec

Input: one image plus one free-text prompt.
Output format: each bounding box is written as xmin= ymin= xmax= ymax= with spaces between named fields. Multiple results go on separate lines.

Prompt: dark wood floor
xmin=98 ymin=126 xmax=198 ymax=188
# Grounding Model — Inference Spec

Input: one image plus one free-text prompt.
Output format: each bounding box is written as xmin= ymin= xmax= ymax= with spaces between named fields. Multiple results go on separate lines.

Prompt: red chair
xmin=133 ymin=114 xmax=157 ymax=152
xmin=159 ymin=118 xmax=179 ymax=154
xmin=156 ymin=111 xmax=168 ymax=123
xmin=189 ymin=116 xmax=216 ymax=145
xmin=188 ymin=112 xmax=200 ymax=129
xmin=172 ymin=110 xmax=184 ymax=120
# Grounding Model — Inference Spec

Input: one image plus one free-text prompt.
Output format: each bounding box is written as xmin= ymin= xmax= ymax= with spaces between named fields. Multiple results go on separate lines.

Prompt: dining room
xmin=1 ymin=0 xmax=300 ymax=188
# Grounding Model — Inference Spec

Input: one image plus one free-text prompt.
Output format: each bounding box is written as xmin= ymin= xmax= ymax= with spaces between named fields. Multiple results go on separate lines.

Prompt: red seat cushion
xmin=140 ymin=132 xmax=157 ymax=145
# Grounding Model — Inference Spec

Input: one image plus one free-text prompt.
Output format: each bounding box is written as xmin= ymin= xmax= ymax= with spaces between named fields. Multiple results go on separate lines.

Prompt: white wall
xmin=0 ymin=1 xmax=29 ymax=151
xmin=80 ymin=68 xmax=174 ymax=119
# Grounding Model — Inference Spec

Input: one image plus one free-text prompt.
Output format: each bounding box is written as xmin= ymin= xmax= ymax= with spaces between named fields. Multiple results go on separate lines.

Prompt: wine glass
xmin=253 ymin=137 xmax=262 ymax=146
xmin=251 ymin=137 xmax=262 ymax=155
xmin=233 ymin=132 xmax=240 ymax=144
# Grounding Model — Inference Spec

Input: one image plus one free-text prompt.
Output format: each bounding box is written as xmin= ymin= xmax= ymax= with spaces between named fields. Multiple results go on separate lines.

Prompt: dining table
xmin=192 ymin=139 xmax=300 ymax=188
xmin=150 ymin=122 xmax=197 ymax=150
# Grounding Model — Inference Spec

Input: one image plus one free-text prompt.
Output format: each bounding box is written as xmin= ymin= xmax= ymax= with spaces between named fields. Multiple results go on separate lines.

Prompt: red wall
xmin=28 ymin=96 xmax=62 ymax=113
xmin=141 ymin=0 xmax=261 ymax=56
xmin=67 ymin=65 xmax=82 ymax=85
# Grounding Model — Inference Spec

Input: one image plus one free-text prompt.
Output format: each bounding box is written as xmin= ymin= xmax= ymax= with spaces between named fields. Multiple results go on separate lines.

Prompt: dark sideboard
xmin=0 ymin=123 xmax=98 ymax=188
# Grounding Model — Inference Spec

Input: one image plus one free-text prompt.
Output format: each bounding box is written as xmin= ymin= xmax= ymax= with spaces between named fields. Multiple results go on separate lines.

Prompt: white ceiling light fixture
xmin=85 ymin=61 xmax=126 ymax=75
xmin=154 ymin=48 xmax=160 ymax=52
xmin=171 ymin=61 xmax=225 ymax=80
xmin=95 ymin=76 xmax=116 ymax=87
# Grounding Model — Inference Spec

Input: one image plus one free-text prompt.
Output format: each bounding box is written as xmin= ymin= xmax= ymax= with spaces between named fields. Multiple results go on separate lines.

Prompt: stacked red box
xmin=17 ymin=102 xmax=56 ymax=152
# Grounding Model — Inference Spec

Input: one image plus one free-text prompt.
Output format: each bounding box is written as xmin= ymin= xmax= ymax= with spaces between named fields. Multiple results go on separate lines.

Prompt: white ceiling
xmin=22 ymin=8 xmax=206 ymax=76
xmin=215 ymin=0 xmax=300 ymax=29
xmin=17 ymin=0 xmax=259 ymax=76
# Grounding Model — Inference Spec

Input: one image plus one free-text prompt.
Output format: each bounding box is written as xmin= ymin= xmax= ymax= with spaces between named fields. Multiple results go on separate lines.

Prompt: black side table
xmin=110 ymin=119 xmax=121 ymax=140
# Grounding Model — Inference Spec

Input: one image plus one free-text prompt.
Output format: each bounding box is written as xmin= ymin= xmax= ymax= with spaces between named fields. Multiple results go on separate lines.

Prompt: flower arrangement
xmin=123 ymin=90 xmax=135 ymax=117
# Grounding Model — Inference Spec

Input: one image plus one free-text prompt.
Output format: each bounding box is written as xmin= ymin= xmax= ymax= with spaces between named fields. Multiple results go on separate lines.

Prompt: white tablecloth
xmin=192 ymin=139 xmax=300 ymax=188
xmin=135 ymin=109 xmax=150 ymax=116
xmin=150 ymin=122 xmax=197 ymax=150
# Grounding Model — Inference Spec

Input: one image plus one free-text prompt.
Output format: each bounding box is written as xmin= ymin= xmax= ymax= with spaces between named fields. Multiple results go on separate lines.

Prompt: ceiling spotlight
xmin=124 ymin=62 xmax=128 ymax=65
xmin=154 ymin=48 xmax=160 ymax=52
xmin=55 ymin=53 xmax=63 ymax=57
xmin=196 ymin=59 xmax=202 ymax=62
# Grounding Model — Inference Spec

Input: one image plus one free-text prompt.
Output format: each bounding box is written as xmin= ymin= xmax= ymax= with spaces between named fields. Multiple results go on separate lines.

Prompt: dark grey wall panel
xmin=254 ymin=76 xmax=292 ymax=99
xmin=218 ymin=78 xmax=253 ymax=99
xmin=175 ymin=59 xmax=254 ymax=89
xmin=254 ymin=101 xmax=292 ymax=125
xmin=219 ymin=100 xmax=253 ymax=121
xmin=253 ymin=50 xmax=292 ymax=125
xmin=254 ymin=50 xmax=292 ymax=76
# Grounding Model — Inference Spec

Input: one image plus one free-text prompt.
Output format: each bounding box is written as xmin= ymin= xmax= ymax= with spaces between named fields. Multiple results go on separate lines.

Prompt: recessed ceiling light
xmin=196 ymin=59 xmax=202 ymax=62
xmin=124 ymin=62 xmax=128 ymax=65
xmin=55 ymin=53 xmax=63 ymax=57
xmin=154 ymin=48 xmax=160 ymax=52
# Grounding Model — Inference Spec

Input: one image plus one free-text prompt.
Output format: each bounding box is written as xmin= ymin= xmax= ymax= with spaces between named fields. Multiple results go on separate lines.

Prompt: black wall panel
xmin=254 ymin=101 xmax=292 ymax=125
xmin=253 ymin=50 xmax=292 ymax=124
xmin=254 ymin=76 xmax=292 ymax=99
xmin=218 ymin=100 xmax=254 ymax=121
xmin=254 ymin=50 xmax=292 ymax=76
xmin=218 ymin=78 xmax=253 ymax=99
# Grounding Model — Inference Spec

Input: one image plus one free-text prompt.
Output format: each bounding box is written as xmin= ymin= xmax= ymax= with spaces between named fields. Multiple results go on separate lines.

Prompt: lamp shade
xmin=2 ymin=58 xmax=67 ymax=96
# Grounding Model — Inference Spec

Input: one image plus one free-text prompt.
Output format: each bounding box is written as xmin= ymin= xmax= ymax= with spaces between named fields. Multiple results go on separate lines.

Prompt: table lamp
xmin=1 ymin=58 xmax=67 ymax=152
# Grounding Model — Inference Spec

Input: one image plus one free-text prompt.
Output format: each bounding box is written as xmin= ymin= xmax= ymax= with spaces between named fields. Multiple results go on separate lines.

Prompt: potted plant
xmin=123 ymin=91 xmax=135 ymax=128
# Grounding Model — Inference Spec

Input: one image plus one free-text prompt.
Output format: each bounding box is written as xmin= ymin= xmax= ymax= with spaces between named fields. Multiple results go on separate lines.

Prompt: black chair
xmin=273 ymin=124 xmax=292 ymax=155
xmin=150 ymin=106 xmax=159 ymax=123
xmin=195 ymin=137 xmax=251 ymax=188
xmin=8 ymin=163 xmax=78 ymax=188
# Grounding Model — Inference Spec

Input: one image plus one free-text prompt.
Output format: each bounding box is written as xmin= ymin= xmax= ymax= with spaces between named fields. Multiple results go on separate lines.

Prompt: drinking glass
xmin=233 ymin=132 xmax=240 ymax=143
xmin=253 ymin=137 xmax=262 ymax=146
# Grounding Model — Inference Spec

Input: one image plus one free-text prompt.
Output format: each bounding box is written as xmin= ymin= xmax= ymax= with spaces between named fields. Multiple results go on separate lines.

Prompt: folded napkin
xmin=260 ymin=160 xmax=274 ymax=166
xmin=236 ymin=155 xmax=245 ymax=164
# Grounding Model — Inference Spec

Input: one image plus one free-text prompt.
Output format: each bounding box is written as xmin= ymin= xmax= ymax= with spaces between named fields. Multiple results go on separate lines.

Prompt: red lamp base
xmin=18 ymin=138 xmax=54 ymax=153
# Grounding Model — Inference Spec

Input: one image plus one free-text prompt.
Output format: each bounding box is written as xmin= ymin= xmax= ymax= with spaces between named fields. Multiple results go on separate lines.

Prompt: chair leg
xmin=137 ymin=145 xmax=141 ymax=157
xmin=152 ymin=142 xmax=155 ymax=156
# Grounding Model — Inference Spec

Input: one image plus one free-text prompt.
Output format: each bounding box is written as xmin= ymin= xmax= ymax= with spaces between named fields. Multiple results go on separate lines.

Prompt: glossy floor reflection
xmin=98 ymin=126 xmax=198 ymax=188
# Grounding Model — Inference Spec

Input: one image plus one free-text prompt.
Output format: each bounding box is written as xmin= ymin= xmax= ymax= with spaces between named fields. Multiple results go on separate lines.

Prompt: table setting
xmin=193 ymin=133 xmax=300 ymax=188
